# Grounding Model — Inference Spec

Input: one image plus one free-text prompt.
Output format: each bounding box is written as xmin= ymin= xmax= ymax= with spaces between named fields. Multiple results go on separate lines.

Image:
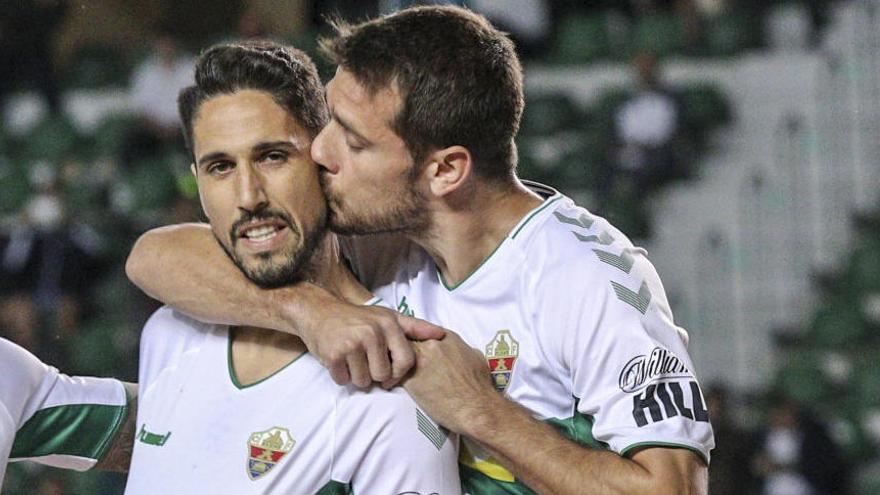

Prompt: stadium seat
xmin=702 ymin=10 xmax=763 ymax=57
xmin=844 ymin=237 xmax=880 ymax=294
xmin=677 ymin=83 xmax=734 ymax=134
xmin=548 ymin=14 xmax=613 ymax=65
xmin=91 ymin=113 xmax=142 ymax=159
xmin=63 ymin=43 xmax=131 ymax=90
xmin=629 ymin=13 xmax=686 ymax=58
xmin=0 ymin=156 xmax=32 ymax=215
xmin=773 ymin=350 xmax=832 ymax=405
xmin=19 ymin=114 xmax=83 ymax=164
xmin=804 ymin=297 xmax=869 ymax=348
xmin=852 ymin=356 xmax=880 ymax=408
xmin=521 ymin=92 xmax=582 ymax=136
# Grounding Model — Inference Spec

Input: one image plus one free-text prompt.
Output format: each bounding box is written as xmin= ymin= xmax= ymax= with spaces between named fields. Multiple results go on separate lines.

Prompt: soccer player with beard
xmin=128 ymin=7 xmax=713 ymax=495
xmin=122 ymin=41 xmax=460 ymax=494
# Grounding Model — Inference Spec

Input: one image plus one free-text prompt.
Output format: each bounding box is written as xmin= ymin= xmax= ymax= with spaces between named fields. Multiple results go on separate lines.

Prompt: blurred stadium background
xmin=1 ymin=0 xmax=878 ymax=493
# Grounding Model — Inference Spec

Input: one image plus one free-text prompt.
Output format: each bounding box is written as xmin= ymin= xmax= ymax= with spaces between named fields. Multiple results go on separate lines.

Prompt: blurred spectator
xmin=752 ymin=392 xmax=850 ymax=495
xmin=312 ymin=0 xmax=380 ymax=28
xmin=468 ymin=0 xmax=552 ymax=56
xmin=0 ymin=0 xmax=69 ymax=113
xmin=706 ymin=384 xmax=760 ymax=495
xmin=235 ymin=4 xmax=271 ymax=40
xmin=122 ymin=30 xmax=194 ymax=167
xmin=609 ymin=52 xmax=687 ymax=198
xmin=0 ymin=163 xmax=104 ymax=368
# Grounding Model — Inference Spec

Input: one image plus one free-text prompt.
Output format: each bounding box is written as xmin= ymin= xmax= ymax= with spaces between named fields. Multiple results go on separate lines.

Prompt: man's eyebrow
xmin=331 ymin=110 xmax=371 ymax=144
xmin=252 ymin=141 xmax=298 ymax=154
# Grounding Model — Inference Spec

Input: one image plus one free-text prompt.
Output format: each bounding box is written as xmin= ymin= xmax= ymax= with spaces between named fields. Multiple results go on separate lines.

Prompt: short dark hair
xmin=320 ymin=6 xmax=524 ymax=181
xmin=178 ymin=40 xmax=328 ymax=156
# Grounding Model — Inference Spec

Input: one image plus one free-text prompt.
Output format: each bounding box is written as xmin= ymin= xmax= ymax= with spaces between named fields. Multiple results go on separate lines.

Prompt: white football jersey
xmin=125 ymin=306 xmax=460 ymax=495
xmin=0 ymin=338 xmax=129 ymax=487
xmin=347 ymin=184 xmax=715 ymax=493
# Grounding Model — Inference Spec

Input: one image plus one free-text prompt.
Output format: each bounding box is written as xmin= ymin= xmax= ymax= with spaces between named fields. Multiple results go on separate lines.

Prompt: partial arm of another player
xmin=94 ymin=382 xmax=137 ymax=472
xmin=126 ymin=223 xmax=443 ymax=386
xmin=404 ymin=333 xmax=707 ymax=495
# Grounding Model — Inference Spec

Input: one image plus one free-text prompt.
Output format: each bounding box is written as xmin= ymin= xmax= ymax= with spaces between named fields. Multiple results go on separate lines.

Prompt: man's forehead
xmin=328 ymin=69 xmax=401 ymax=110
xmin=193 ymin=91 xmax=310 ymax=153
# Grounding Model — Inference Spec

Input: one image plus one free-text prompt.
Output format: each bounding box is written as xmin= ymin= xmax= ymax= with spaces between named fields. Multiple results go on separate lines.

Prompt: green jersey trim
xmin=438 ymin=194 xmax=562 ymax=292
xmin=227 ymin=331 xmax=309 ymax=390
xmin=620 ymin=441 xmax=709 ymax=465
xmin=10 ymin=401 xmax=128 ymax=462
xmin=510 ymin=195 xmax=562 ymax=239
xmin=314 ymin=479 xmax=353 ymax=495
xmin=439 ymin=237 xmax=508 ymax=291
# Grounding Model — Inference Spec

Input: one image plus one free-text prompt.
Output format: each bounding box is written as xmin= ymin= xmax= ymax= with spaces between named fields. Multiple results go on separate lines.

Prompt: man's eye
xmin=208 ymin=161 xmax=234 ymax=175
xmin=262 ymin=151 xmax=289 ymax=163
xmin=346 ymin=140 xmax=364 ymax=152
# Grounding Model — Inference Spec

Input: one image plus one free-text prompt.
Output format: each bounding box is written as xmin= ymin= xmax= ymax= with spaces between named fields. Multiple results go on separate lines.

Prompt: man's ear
xmin=424 ymin=145 xmax=472 ymax=197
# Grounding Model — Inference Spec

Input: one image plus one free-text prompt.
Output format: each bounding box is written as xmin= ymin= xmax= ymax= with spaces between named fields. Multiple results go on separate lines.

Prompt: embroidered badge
xmin=485 ymin=330 xmax=519 ymax=391
xmin=247 ymin=427 xmax=295 ymax=480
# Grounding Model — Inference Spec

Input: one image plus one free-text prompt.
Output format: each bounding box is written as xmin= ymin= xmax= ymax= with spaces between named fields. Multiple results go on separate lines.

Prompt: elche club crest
xmin=485 ymin=330 xmax=519 ymax=391
xmin=246 ymin=427 xmax=295 ymax=480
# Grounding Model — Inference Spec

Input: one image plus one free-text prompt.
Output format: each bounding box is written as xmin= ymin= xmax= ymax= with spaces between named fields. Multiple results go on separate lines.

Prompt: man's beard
xmin=319 ymin=168 xmax=430 ymax=237
xmin=219 ymin=208 xmax=326 ymax=289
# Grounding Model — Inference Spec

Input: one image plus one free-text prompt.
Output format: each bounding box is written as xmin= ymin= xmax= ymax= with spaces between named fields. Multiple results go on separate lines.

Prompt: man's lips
xmin=234 ymin=219 xmax=291 ymax=252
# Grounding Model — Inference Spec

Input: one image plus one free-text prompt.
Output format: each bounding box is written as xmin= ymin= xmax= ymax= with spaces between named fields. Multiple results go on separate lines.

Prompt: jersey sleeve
xmin=535 ymin=247 xmax=714 ymax=463
xmin=333 ymin=387 xmax=462 ymax=494
xmin=0 ymin=339 xmax=129 ymax=472
xmin=0 ymin=403 xmax=14 ymax=488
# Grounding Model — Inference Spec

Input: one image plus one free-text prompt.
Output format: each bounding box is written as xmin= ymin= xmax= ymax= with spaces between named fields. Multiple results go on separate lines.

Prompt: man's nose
xmin=311 ymin=126 xmax=339 ymax=174
xmin=236 ymin=164 xmax=269 ymax=212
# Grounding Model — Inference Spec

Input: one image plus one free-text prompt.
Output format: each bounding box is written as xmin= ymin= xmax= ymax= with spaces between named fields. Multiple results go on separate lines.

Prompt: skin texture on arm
xmin=126 ymin=224 xmax=444 ymax=386
xmin=94 ymin=382 xmax=137 ymax=472
xmin=403 ymin=333 xmax=708 ymax=495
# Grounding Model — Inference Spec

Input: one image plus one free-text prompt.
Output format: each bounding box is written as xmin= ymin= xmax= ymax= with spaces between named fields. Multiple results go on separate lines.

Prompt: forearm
xmin=126 ymin=223 xmax=310 ymax=333
xmin=95 ymin=382 xmax=137 ymax=472
xmin=466 ymin=394 xmax=703 ymax=495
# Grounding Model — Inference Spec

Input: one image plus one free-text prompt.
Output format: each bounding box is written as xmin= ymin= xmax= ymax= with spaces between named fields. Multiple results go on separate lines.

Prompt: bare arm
xmin=126 ymin=223 xmax=292 ymax=330
xmin=404 ymin=333 xmax=708 ymax=495
xmin=470 ymin=395 xmax=707 ymax=494
xmin=95 ymin=382 xmax=137 ymax=472
xmin=126 ymin=224 xmax=443 ymax=386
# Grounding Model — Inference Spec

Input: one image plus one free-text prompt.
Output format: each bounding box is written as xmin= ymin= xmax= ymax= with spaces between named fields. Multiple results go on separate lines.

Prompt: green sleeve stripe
xmin=10 ymin=402 xmax=128 ymax=462
xmin=314 ymin=480 xmax=353 ymax=495
xmin=620 ymin=441 xmax=709 ymax=464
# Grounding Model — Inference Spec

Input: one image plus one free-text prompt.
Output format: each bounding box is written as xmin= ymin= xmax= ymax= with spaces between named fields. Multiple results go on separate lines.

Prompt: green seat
xmin=774 ymin=350 xmax=832 ymax=405
xmin=20 ymin=115 xmax=83 ymax=164
xmin=548 ymin=14 xmax=612 ymax=65
xmin=0 ymin=157 xmax=31 ymax=214
xmin=92 ymin=113 xmax=141 ymax=159
xmin=703 ymin=10 xmax=762 ymax=57
xmin=63 ymin=43 xmax=131 ymax=90
xmin=113 ymin=155 xmax=183 ymax=224
xmin=521 ymin=93 xmax=580 ymax=136
xmin=677 ymin=83 xmax=733 ymax=133
xmin=844 ymin=238 xmax=880 ymax=294
xmin=852 ymin=357 xmax=880 ymax=408
xmin=804 ymin=296 xmax=868 ymax=348
xmin=630 ymin=14 xmax=686 ymax=58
